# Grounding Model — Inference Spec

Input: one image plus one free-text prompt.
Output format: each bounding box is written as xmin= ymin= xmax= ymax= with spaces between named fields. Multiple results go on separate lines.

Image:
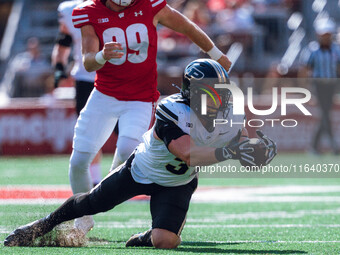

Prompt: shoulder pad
xmin=155 ymin=94 xmax=188 ymax=125
xmin=58 ymin=1 xmax=78 ymax=23
xmin=58 ymin=1 xmax=76 ymax=13
xmin=148 ymin=0 xmax=167 ymax=15
xmin=72 ymin=1 xmax=94 ymax=28
xmin=76 ymin=0 xmax=94 ymax=9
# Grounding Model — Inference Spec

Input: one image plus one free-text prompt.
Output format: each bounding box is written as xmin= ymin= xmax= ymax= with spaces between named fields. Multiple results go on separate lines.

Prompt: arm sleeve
xmin=154 ymin=119 xmax=188 ymax=149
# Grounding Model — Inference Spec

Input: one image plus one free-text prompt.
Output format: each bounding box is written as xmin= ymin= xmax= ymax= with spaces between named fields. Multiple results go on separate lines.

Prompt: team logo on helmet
xmin=184 ymin=66 xmax=204 ymax=81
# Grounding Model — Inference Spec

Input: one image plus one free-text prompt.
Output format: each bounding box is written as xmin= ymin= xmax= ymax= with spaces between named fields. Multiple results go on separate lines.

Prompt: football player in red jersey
xmin=69 ymin=0 xmax=232 ymax=236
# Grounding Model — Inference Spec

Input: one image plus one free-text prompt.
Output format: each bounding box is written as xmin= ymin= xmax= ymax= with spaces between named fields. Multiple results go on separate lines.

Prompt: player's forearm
xmin=82 ymin=42 xmax=124 ymax=72
xmin=158 ymin=6 xmax=215 ymax=52
xmin=188 ymin=146 xmax=220 ymax=167
xmin=189 ymin=128 xmax=249 ymax=166
xmin=80 ymin=25 xmax=104 ymax=72
xmin=169 ymin=135 xmax=226 ymax=167
xmin=179 ymin=22 xmax=215 ymax=53
xmin=83 ymin=52 xmax=104 ymax=72
xmin=51 ymin=45 xmax=71 ymax=67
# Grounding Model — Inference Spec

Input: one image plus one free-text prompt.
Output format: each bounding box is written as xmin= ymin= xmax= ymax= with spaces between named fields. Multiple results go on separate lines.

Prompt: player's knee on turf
xmin=151 ymin=228 xmax=181 ymax=249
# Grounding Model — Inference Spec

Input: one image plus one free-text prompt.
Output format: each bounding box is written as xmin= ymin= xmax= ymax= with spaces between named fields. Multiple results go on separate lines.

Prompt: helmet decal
xmin=199 ymin=84 xmax=222 ymax=107
xmin=185 ymin=66 xmax=204 ymax=80
xmin=205 ymin=59 xmax=228 ymax=83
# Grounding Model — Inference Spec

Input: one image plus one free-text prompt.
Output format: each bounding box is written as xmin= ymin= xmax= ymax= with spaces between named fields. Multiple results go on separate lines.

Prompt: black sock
xmin=46 ymin=193 xmax=91 ymax=227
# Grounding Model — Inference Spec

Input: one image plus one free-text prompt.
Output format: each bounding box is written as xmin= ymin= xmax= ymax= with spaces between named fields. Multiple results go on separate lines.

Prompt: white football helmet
xmin=111 ymin=0 xmax=135 ymax=7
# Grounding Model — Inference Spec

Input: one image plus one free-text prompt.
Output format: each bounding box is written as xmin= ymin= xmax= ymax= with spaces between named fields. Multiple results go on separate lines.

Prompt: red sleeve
xmin=72 ymin=6 xmax=92 ymax=29
xmin=150 ymin=0 xmax=167 ymax=16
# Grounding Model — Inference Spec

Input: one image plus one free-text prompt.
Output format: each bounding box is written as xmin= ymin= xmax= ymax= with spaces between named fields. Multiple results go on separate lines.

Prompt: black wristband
xmin=55 ymin=62 xmax=65 ymax=72
xmin=54 ymin=63 xmax=67 ymax=88
xmin=215 ymin=147 xmax=226 ymax=162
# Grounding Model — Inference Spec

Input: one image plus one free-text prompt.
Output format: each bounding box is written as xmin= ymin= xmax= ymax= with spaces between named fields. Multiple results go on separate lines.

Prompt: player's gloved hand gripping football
xmin=215 ymin=130 xmax=254 ymax=163
xmin=222 ymin=139 xmax=254 ymax=162
xmin=255 ymin=130 xmax=277 ymax=165
xmin=215 ymin=130 xmax=277 ymax=167
xmin=237 ymin=130 xmax=277 ymax=167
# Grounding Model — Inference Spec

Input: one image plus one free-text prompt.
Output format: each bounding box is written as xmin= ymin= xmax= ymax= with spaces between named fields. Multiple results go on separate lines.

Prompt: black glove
xmin=215 ymin=139 xmax=254 ymax=162
xmin=54 ymin=63 xmax=67 ymax=88
xmin=256 ymin=130 xmax=277 ymax=164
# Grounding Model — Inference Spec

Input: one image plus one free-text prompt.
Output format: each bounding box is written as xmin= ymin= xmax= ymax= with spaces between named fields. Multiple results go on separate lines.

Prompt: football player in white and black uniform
xmin=4 ymin=59 xmax=276 ymax=249
xmin=131 ymin=77 xmax=245 ymax=187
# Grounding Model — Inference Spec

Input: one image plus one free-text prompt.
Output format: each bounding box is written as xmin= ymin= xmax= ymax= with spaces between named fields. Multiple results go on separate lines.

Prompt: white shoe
xmin=74 ymin=216 xmax=94 ymax=234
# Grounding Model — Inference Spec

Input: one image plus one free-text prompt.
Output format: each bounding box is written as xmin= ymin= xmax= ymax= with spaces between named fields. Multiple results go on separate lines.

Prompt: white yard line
xmin=0 ymin=199 xmax=66 ymax=205
xmin=202 ymin=240 xmax=340 ymax=243
xmin=185 ymin=224 xmax=340 ymax=228
xmin=188 ymin=208 xmax=340 ymax=221
xmin=2 ymin=196 xmax=340 ymax=204
xmin=191 ymin=185 xmax=340 ymax=202
xmin=94 ymin=222 xmax=340 ymax=229
xmin=192 ymin=195 xmax=340 ymax=203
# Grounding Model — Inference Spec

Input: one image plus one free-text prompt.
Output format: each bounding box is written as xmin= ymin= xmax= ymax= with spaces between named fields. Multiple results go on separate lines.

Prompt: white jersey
xmin=58 ymin=0 xmax=95 ymax=82
xmin=131 ymin=93 xmax=244 ymax=187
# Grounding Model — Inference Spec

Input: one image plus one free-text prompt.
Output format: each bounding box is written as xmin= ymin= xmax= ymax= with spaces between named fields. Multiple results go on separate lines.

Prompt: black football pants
xmin=47 ymin=154 xmax=197 ymax=235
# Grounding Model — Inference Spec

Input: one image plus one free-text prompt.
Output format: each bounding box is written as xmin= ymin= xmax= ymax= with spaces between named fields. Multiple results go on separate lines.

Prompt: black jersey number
xmin=165 ymin=157 xmax=189 ymax=175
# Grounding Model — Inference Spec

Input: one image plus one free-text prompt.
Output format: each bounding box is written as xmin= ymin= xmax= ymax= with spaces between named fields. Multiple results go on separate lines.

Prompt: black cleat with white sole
xmin=4 ymin=217 xmax=53 ymax=247
xmin=125 ymin=229 xmax=153 ymax=247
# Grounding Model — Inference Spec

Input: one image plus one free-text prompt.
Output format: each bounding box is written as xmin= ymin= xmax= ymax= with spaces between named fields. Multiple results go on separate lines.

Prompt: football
xmin=239 ymin=138 xmax=268 ymax=169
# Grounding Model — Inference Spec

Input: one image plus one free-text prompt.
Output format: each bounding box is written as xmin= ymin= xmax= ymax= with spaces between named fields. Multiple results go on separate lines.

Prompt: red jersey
xmin=72 ymin=0 xmax=166 ymax=102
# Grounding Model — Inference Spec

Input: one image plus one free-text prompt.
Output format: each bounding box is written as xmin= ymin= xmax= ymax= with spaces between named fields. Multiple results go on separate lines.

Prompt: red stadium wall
xmin=0 ymin=99 xmax=117 ymax=155
xmin=0 ymin=98 xmax=339 ymax=155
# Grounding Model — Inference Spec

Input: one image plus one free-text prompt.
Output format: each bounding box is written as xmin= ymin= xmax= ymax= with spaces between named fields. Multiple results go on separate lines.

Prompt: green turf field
xmin=1 ymin=153 xmax=340 ymax=254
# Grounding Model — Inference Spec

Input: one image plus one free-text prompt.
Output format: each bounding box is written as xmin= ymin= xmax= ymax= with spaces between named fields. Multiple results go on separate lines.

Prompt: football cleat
xmin=4 ymin=217 xmax=52 ymax=247
xmin=126 ymin=229 xmax=153 ymax=247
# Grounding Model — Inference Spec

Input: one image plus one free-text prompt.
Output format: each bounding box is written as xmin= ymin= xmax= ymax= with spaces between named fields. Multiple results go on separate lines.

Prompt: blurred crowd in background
xmin=0 ymin=0 xmax=339 ymax=98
